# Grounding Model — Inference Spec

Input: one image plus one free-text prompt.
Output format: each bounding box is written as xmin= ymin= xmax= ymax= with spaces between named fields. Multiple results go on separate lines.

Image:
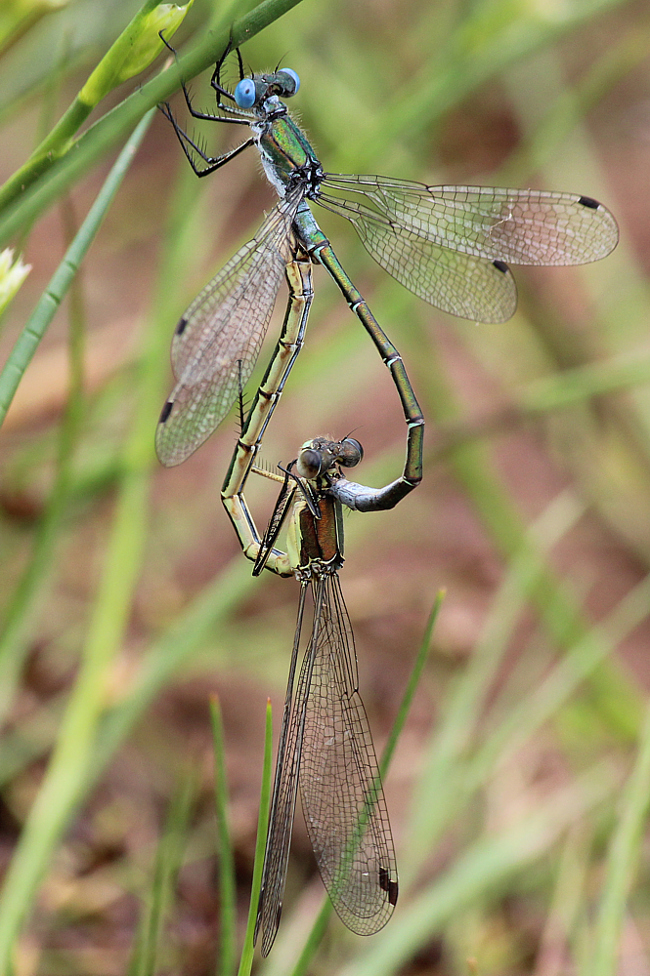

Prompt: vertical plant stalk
xmin=587 ymin=702 xmax=650 ymax=976
xmin=0 ymin=111 xmax=155 ymax=426
xmin=238 ymin=699 xmax=273 ymax=976
xmin=210 ymin=697 xmax=237 ymax=976
xmin=129 ymin=777 xmax=195 ymax=976
xmin=0 ymin=196 xmax=88 ymax=723
xmin=0 ymin=0 xmax=193 ymax=212
xmin=0 ymin=113 xmax=155 ymax=969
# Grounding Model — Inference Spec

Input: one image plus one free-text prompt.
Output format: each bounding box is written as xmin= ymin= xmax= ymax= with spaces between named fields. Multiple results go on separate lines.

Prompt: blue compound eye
xmin=234 ymin=78 xmax=256 ymax=108
xmin=279 ymin=68 xmax=300 ymax=94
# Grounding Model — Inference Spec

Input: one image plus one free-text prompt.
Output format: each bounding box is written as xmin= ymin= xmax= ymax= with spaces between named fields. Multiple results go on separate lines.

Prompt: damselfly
xmin=155 ymin=39 xmax=619 ymax=511
xmin=234 ymin=434 xmax=401 ymax=955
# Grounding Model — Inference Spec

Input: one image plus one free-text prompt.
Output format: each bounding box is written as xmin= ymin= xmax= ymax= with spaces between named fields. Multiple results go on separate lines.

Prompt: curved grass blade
xmin=0 ymin=110 xmax=155 ymax=428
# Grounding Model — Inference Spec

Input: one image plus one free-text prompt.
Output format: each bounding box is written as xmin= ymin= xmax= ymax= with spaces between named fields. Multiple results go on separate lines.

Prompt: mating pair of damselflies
xmin=155 ymin=37 xmax=619 ymax=955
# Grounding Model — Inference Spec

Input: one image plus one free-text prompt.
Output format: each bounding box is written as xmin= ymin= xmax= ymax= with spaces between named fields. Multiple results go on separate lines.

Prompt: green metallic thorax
xmin=255 ymin=110 xmax=321 ymax=191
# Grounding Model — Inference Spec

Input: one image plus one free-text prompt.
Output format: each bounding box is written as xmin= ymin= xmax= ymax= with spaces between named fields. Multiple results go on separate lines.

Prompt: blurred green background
xmin=2 ymin=0 xmax=650 ymax=973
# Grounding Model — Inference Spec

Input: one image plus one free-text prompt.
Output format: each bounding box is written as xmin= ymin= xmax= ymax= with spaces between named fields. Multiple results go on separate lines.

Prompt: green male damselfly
xmin=155 ymin=39 xmax=619 ymax=523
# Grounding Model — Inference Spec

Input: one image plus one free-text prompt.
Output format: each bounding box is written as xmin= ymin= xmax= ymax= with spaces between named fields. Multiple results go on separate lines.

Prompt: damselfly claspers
xmin=230 ymin=433 xmax=402 ymax=955
xmin=155 ymin=39 xmax=619 ymax=512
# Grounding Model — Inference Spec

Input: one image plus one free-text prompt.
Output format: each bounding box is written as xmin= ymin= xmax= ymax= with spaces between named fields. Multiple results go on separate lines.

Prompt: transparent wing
xmin=300 ymin=575 xmax=397 ymax=935
xmin=255 ymin=574 xmax=397 ymax=956
xmin=255 ymin=584 xmax=311 ymax=957
xmin=315 ymin=175 xmax=619 ymax=322
xmin=337 ymin=213 xmax=517 ymax=322
xmin=155 ymin=188 xmax=303 ymax=466
xmin=319 ymin=175 xmax=619 ymax=264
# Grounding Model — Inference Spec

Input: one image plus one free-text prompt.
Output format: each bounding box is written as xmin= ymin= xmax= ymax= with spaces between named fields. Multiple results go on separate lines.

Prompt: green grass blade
xmin=340 ymin=762 xmax=618 ymax=976
xmin=238 ymin=698 xmax=273 ymax=976
xmin=210 ymin=697 xmax=237 ymax=976
xmin=0 ymin=458 xmax=151 ymax=969
xmin=0 ymin=143 xmax=258 ymax=962
xmin=0 ymin=109 xmax=154 ymax=428
xmin=129 ymin=776 xmax=195 ymax=976
xmin=93 ymin=561 xmax=255 ymax=781
xmin=0 ymin=113 xmax=165 ymax=974
xmin=380 ymin=592 xmax=444 ymax=777
xmin=586 ymin=702 xmax=650 ymax=976
xmin=471 ymin=572 xmax=650 ymax=783
xmin=418 ymin=328 xmax=642 ymax=735
xmin=407 ymin=570 xmax=650 ymax=906
xmin=403 ymin=490 xmax=586 ymax=878
xmin=0 ymin=204 xmax=88 ymax=721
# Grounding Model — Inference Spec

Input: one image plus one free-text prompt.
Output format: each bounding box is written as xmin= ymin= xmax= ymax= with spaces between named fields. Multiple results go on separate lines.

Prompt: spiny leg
xmin=159 ymin=100 xmax=254 ymax=176
xmin=160 ymin=31 xmax=249 ymax=122
xmin=159 ymin=36 xmax=252 ymax=177
xmin=209 ymin=36 xmax=246 ymax=107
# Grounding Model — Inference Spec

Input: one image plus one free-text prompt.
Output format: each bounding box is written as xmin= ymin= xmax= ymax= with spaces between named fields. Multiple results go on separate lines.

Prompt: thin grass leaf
xmin=404 ymin=490 xmax=586 ymax=882
xmin=470 ymin=572 xmax=650 ymax=785
xmin=586 ymin=702 xmax=650 ymax=976
xmin=339 ymin=761 xmax=619 ymax=976
xmin=418 ymin=329 xmax=642 ymax=735
xmin=331 ymin=0 xmax=631 ymax=174
xmin=0 ymin=200 xmax=88 ymax=723
xmin=0 ymin=109 xmax=154 ymax=428
xmin=210 ymin=697 xmax=237 ymax=976
xmin=238 ymin=698 xmax=273 ymax=976
xmin=0 ymin=128 xmax=255 ymax=963
xmin=519 ymin=352 xmax=650 ymax=415
xmin=92 ymin=563 xmax=256 ymax=788
xmin=380 ymin=592 xmax=444 ymax=776
xmin=129 ymin=776 xmax=196 ymax=976
xmin=537 ymin=826 xmax=592 ymax=973
xmin=0 ymin=112 xmax=165 ymax=973
xmin=405 ymin=570 xmax=650 ymax=905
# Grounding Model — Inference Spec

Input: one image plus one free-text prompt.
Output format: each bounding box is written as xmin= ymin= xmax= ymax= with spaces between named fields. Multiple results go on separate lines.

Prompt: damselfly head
xmin=234 ymin=69 xmax=300 ymax=109
xmin=296 ymin=436 xmax=364 ymax=481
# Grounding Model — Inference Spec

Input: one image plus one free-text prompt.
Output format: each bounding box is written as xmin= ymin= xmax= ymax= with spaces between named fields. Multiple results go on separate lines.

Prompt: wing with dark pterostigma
xmin=316 ymin=176 xmax=618 ymax=323
xmin=156 ymin=188 xmax=303 ymax=466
